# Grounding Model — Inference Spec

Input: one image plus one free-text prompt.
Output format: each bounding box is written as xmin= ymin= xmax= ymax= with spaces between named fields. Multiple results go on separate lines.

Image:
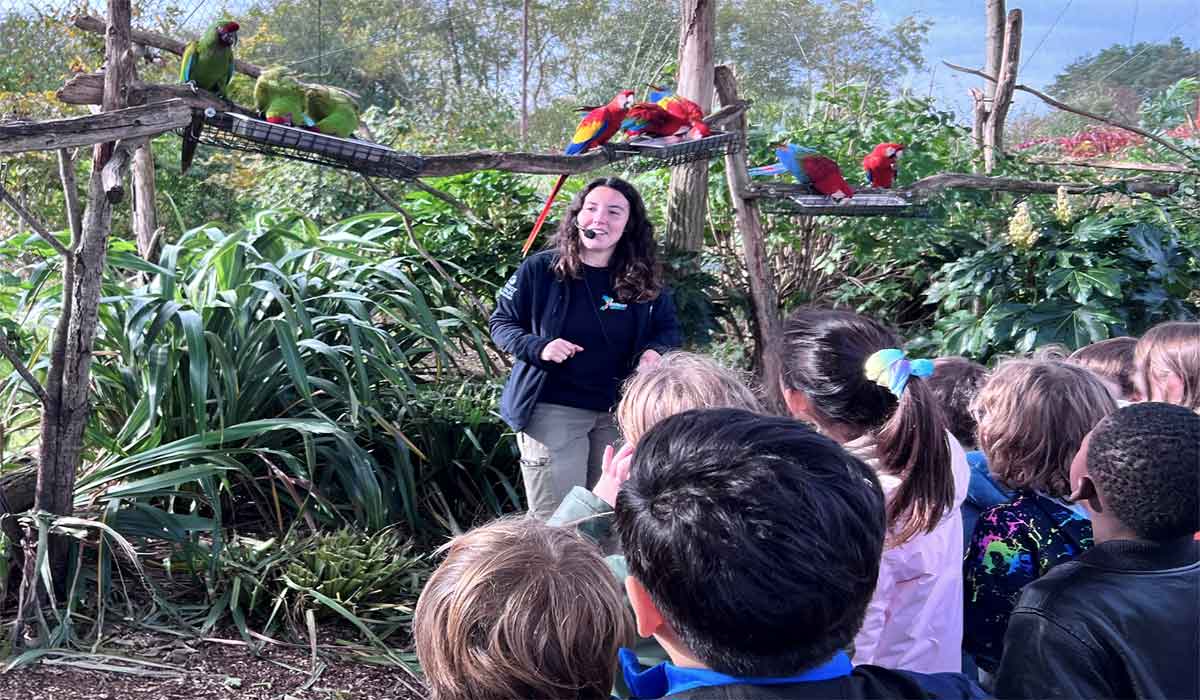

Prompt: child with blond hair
xmin=1068 ymin=336 xmax=1140 ymax=402
xmin=1134 ymin=321 xmax=1200 ymax=410
xmin=962 ymin=359 xmax=1117 ymax=674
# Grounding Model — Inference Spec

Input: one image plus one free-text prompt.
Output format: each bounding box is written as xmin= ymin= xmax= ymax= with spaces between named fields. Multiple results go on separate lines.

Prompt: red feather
xmin=801 ymin=155 xmax=855 ymax=199
xmin=625 ymin=102 xmax=689 ymax=137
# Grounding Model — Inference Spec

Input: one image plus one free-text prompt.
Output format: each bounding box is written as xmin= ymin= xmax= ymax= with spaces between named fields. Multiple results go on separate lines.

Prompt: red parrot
xmin=621 ymin=102 xmax=690 ymax=138
xmin=862 ymin=142 xmax=905 ymax=188
xmin=520 ymin=90 xmax=635 ymax=257
xmin=647 ymin=84 xmax=711 ymax=138
xmin=748 ymin=144 xmax=855 ymax=201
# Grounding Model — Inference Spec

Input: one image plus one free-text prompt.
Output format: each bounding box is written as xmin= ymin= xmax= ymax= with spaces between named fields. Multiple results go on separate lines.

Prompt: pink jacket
xmin=847 ymin=432 xmax=971 ymax=673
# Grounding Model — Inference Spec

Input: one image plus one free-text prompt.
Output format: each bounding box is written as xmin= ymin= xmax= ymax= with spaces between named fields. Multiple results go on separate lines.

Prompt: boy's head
xmin=1068 ymin=336 xmax=1140 ymax=401
xmin=1070 ymin=402 xmax=1200 ymax=542
xmin=927 ymin=356 xmax=989 ymax=449
xmin=615 ymin=408 xmax=885 ymax=677
xmin=972 ymin=359 xmax=1116 ymax=497
xmin=414 ymin=517 xmax=633 ymax=700
xmin=617 ymin=351 xmax=762 ymax=445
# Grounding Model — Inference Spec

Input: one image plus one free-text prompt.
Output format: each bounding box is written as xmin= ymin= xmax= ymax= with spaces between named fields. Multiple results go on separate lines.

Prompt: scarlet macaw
xmin=646 ymin=84 xmax=711 ymax=138
xmin=748 ymin=144 xmax=855 ymax=201
xmin=621 ymin=102 xmax=690 ymax=138
xmin=520 ymin=90 xmax=636 ymax=257
xmin=862 ymin=142 xmax=905 ymax=188
xmin=179 ymin=20 xmax=240 ymax=173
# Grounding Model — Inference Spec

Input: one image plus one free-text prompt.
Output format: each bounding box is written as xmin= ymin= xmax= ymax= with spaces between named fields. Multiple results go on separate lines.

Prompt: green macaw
xmin=253 ymin=68 xmax=315 ymax=128
xmin=179 ymin=20 xmax=240 ymax=173
xmin=304 ymin=85 xmax=360 ymax=138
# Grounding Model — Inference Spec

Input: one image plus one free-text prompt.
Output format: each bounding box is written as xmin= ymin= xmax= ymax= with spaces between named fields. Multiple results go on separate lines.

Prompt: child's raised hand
xmin=592 ymin=442 xmax=635 ymax=507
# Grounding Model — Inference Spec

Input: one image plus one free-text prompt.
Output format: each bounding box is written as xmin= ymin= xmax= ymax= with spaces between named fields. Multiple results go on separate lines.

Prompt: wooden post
xmin=664 ymin=0 xmax=715 ymax=252
xmin=971 ymin=0 xmax=1006 ymax=161
xmin=984 ymin=9 xmax=1022 ymax=172
xmin=132 ymin=143 xmax=159 ymax=262
xmin=714 ymin=65 xmax=784 ymax=412
xmin=29 ymin=0 xmax=134 ymax=609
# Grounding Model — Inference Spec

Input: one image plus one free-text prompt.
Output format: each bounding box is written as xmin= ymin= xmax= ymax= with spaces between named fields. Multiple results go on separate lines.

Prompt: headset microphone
xmin=576 ymin=223 xmax=601 ymax=239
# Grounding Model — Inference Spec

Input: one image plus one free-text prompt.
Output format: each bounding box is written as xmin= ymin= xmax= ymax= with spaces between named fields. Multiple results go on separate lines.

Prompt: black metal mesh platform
xmin=750 ymin=183 xmax=928 ymax=217
xmin=193 ymin=111 xmax=424 ymax=180
xmin=613 ymin=130 xmax=744 ymax=171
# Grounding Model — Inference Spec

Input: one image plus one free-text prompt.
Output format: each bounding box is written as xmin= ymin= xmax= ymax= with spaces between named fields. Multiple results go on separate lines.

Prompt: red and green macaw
xmin=862 ymin=142 xmax=904 ymax=188
xmin=253 ymin=68 xmax=314 ymax=128
xmin=748 ymin=144 xmax=855 ymax=201
xmin=520 ymin=89 xmax=635 ymax=257
xmin=179 ymin=20 xmax=240 ymax=173
xmin=646 ymin=84 xmax=711 ymax=138
xmin=305 ymin=84 xmax=359 ymax=138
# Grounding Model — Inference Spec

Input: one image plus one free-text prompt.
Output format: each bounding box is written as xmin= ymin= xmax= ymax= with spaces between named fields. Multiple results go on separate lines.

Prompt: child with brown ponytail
xmin=776 ymin=309 xmax=970 ymax=674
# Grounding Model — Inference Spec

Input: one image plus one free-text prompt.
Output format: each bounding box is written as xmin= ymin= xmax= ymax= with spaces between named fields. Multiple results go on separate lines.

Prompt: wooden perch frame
xmin=0 ymin=100 xmax=192 ymax=155
xmin=73 ymin=14 xmax=263 ymax=78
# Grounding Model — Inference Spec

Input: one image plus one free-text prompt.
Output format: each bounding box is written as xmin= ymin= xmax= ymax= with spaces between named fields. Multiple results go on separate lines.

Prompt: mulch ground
xmin=0 ymin=628 xmax=427 ymax=700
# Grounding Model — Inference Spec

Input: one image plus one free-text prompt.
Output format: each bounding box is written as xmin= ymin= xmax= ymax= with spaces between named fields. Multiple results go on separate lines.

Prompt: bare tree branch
xmin=943 ymin=61 xmax=1199 ymax=162
xmin=57 ymin=150 xmax=83 ymax=244
xmin=1025 ymin=158 xmax=1200 ymax=175
xmin=0 ymin=182 xmax=72 ymax=258
xmin=743 ymin=174 xmax=1177 ymax=200
xmin=0 ymin=334 xmax=46 ymax=405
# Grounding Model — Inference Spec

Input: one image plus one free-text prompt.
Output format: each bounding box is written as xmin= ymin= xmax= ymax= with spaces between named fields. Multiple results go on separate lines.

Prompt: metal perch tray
xmin=613 ymin=129 xmax=744 ymax=170
xmin=751 ymin=183 xmax=928 ymax=218
xmin=193 ymin=110 xmax=424 ymax=180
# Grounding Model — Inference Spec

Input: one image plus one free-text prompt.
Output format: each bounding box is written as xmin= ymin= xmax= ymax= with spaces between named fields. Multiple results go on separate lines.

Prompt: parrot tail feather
xmin=521 ymin=174 xmax=570 ymax=257
xmin=180 ymin=113 xmax=204 ymax=174
xmin=747 ymin=163 xmax=786 ymax=178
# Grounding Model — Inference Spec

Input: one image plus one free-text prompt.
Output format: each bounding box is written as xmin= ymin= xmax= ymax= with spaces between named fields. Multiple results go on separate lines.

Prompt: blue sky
xmin=874 ymin=0 xmax=1200 ymax=121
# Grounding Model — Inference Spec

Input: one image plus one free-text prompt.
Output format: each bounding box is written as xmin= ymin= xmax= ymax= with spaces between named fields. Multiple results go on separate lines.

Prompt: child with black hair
xmin=994 ymin=402 xmax=1200 ymax=699
xmin=614 ymin=408 xmax=985 ymax=700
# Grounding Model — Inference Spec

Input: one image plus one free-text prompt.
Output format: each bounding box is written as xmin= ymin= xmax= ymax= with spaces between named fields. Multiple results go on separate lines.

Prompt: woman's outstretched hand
xmin=592 ymin=442 xmax=635 ymax=507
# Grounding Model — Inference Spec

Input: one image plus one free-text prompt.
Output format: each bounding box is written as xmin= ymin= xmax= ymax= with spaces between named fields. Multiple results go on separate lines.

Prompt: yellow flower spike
xmin=1007 ymin=202 xmax=1038 ymax=251
xmin=1054 ymin=186 xmax=1073 ymax=226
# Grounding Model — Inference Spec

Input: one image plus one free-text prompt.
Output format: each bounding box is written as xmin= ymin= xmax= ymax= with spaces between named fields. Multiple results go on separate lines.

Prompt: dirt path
xmin=0 ymin=632 xmax=426 ymax=700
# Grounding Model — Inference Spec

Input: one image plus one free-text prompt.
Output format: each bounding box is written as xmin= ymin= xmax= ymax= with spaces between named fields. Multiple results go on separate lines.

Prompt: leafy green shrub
xmin=922 ymin=193 xmax=1200 ymax=359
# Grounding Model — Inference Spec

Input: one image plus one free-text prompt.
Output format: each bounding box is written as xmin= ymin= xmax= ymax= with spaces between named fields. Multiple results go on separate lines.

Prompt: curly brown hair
xmin=549 ymin=177 xmax=662 ymax=304
xmin=972 ymin=359 xmax=1116 ymax=497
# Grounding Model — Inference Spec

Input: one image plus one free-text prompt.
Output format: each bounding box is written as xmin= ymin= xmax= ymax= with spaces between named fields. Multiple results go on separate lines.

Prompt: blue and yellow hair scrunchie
xmin=864 ymin=348 xmax=934 ymax=398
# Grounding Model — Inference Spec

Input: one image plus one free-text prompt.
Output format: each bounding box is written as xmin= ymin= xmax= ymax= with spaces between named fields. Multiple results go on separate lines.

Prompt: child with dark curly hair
xmin=994 ymin=402 xmax=1200 ymax=699
xmin=962 ymin=359 xmax=1117 ymax=676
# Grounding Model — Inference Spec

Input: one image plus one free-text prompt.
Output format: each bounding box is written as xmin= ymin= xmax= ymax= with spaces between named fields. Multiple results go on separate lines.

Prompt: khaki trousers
xmin=517 ymin=403 xmax=620 ymax=519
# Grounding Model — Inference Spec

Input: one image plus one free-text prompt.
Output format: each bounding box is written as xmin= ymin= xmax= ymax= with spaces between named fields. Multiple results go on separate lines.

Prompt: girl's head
xmin=777 ymin=308 xmax=951 ymax=544
xmin=550 ymin=177 xmax=661 ymax=304
xmin=1134 ymin=321 xmax=1200 ymax=410
xmin=617 ymin=352 xmax=762 ymax=446
xmin=972 ymin=359 xmax=1117 ymax=498
xmin=1068 ymin=336 xmax=1140 ymax=401
xmin=414 ymin=517 xmax=633 ymax=700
